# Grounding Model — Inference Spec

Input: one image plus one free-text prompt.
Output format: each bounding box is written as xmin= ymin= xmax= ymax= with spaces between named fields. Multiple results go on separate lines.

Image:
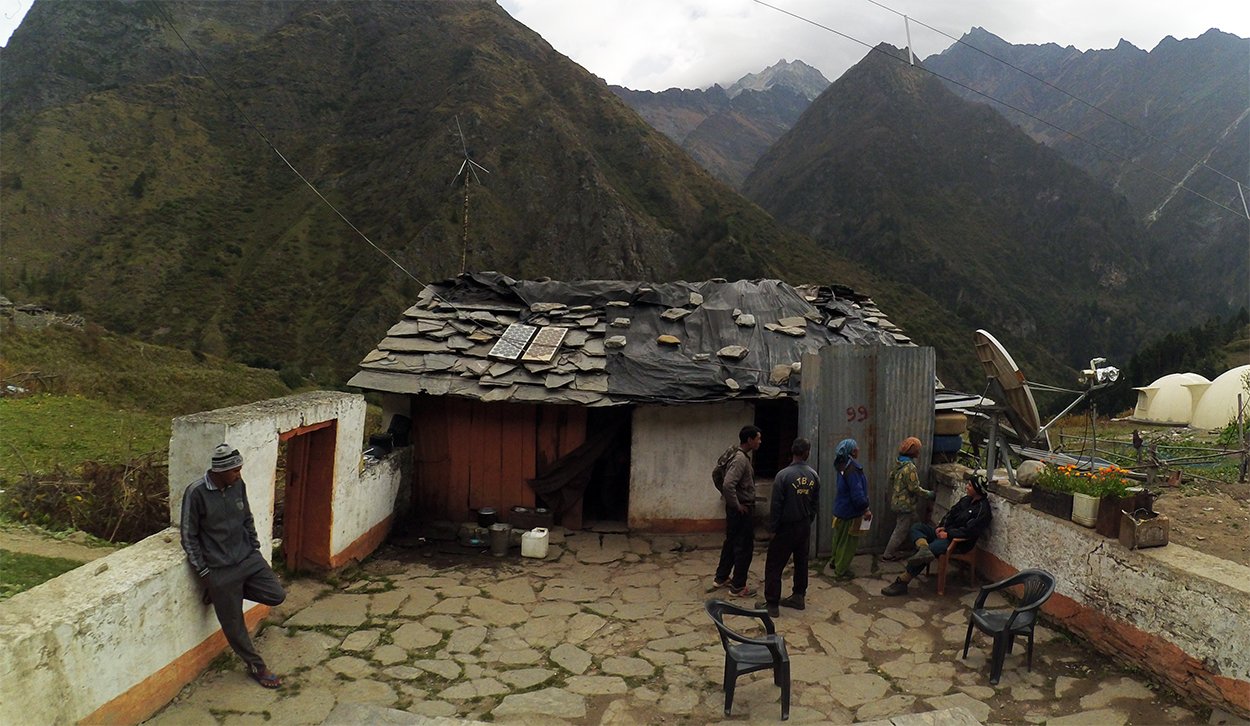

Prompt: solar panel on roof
xmin=488 ymin=323 xmax=538 ymax=360
xmin=521 ymin=326 xmax=568 ymax=362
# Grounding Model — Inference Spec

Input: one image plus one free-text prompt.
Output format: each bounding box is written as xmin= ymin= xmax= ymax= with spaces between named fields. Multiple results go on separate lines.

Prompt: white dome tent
xmin=1132 ymin=372 xmax=1210 ymax=425
xmin=1190 ymin=364 xmax=1250 ymax=430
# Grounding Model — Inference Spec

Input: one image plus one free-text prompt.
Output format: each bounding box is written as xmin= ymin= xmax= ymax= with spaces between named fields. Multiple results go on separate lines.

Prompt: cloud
xmin=499 ymin=0 xmax=1249 ymax=90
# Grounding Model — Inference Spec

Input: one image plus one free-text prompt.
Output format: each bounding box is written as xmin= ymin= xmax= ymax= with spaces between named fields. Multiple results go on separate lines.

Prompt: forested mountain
xmin=1 ymin=1 xmax=910 ymax=382
xmin=743 ymin=44 xmax=1161 ymax=386
xmin=925 ymin=28 xmax=1249 ymax=320
xmin=613 ymin=29 xmax=1246 ymax=388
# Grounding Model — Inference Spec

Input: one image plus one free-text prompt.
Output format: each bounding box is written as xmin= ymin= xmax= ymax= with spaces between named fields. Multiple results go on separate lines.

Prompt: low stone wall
xmin=0 ymin=530 xmax=268 ymax=725
xmin=930 ymin=464 xmax=1250 ymax=718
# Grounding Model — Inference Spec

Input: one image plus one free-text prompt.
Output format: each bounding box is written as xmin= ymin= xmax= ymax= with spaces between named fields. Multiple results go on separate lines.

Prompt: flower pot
xmin=1030 ymin=486 xmax=1073 ymax=520
xmin=1071 ymin=492 xmax=1098 ymax=527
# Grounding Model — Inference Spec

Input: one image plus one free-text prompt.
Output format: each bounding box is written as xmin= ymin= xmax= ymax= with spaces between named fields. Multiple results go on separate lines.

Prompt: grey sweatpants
xmin=205 ymin=551 xmax=286 ymax=669
xmin=883 ymin=511 xmax=917 ymax=558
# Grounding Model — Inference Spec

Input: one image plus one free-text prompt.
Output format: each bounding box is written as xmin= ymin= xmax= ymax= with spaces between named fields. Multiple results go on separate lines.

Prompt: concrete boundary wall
xmin=0 ymin=393 xmax=407 ymax=724
xmin=0 ymin=530 xmax=267 ymax=725
xmin=931 ymin=466 xmax=1250 ymax=718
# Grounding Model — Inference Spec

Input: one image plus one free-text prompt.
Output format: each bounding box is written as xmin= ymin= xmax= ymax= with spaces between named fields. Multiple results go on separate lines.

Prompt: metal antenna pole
xmin=450 ymin=115 xmax=490 ymax=275
xmin=461 ymin=178 xmax=470 ymax=274
xmin=904 ymin=16 xmax=915 ymax=65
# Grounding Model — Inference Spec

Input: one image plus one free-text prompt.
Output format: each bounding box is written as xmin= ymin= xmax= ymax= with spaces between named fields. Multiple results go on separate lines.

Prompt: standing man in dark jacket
xmin=712 ymin=425 xmax=762 ymax=598
xmin=756 ymin=437 xmax=819 ymax=617
xmin=181 ymin=444 xmax=286 ymax=688
xmin=882 ymin=475 xmax=992 ymax=597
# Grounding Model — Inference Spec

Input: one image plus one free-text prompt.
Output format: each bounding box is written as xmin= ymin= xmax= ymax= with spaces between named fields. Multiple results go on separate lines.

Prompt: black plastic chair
xmin=705 ymin=598 xmax=791 ymax=720
xmin=962 ymin=568 xmax=1056 ymax=685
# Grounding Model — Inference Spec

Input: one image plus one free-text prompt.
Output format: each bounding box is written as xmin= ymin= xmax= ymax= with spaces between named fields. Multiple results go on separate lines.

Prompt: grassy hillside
xmin=0 ymin=317 xmax=294 ymax=482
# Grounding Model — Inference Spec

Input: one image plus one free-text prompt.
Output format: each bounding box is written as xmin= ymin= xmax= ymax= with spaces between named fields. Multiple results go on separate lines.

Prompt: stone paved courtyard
xmin=146 ymin=531 xmax=1210 ymax=725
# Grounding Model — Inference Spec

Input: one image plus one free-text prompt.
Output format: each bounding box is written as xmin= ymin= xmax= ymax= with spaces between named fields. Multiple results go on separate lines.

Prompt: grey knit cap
xmin=210 ymin=444 xmax=243 ymax=472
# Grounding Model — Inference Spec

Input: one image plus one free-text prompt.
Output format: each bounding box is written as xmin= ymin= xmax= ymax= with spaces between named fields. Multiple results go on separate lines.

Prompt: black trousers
xmin=714 ymin=507 xmax=755 ymax=589
xmin=204 ymin=550 xmax=286 ymax=670
xmin=764 ymin=520 xmax=811 ymax=604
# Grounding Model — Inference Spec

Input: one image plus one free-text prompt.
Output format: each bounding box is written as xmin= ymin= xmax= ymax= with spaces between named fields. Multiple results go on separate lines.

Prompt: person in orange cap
xmin=881 ymin=436 xmax=933 ymax=562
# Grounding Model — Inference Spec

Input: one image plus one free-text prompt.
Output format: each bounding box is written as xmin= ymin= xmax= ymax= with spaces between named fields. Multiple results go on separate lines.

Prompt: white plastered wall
xmin=169 ymin=390 xmax=384 ymax=558
xmin=0 ymin=530 xmax=213 ymax=725
xmin=0 ymin=391 xmax=406 ymax=725
xmin=628 ymin=400 xmax=754 ymax=526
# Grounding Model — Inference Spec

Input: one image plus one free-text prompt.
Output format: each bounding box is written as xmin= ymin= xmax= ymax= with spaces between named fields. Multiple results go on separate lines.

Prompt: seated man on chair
xmin=882 ymin=474 xmax=991 ymax=597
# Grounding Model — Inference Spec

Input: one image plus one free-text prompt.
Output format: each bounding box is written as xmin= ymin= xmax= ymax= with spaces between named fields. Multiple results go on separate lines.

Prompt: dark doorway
xmin=581 ymin=407 xmax=633 ymax=525
xmin=753 ymin=398 xmax=799 ymax=479
xmin=280 ymin=421 xmax=337 ymax=572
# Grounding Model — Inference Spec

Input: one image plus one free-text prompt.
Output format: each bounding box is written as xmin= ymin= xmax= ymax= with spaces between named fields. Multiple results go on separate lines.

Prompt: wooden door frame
xmin=280 ymin=421 xmax=336 ymax=571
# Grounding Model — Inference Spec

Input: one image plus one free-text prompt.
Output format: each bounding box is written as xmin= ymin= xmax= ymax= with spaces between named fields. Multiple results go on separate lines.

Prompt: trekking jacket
xmin=721 ymin=448 xmax=755 ymax=511
xmin=888 ymin=457 xmax=932 ymax=513
xmin=939 ymin=494 xmax=992 ymax=541
xmin=180 ymin=473 xmax=261 ymax=574
xmin=832 ymin=459 xmax=869 ymax=519
xmin=769 ymin=461 xmax=820 ymax=532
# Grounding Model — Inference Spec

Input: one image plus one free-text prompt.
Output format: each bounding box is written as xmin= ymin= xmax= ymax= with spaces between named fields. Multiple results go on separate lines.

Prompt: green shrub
xmin=0 ymin=454 xmax=169 ymax=543
xmin=1216 ymin=419 xmax=1245 ymax=448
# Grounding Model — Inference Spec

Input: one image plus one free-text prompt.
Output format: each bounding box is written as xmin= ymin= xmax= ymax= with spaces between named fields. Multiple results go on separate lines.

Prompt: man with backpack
xmin=756 ymin=437 xmax=819 ymax=617
xmin=711 ymin=425 xmax=762 ymax=597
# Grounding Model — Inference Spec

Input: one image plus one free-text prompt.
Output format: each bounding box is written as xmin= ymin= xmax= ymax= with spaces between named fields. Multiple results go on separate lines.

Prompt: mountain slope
xmin=924 ymin=28 xmax=1250 ymax=318
xmin=744 ymin=44 xmax=1160 ymax=385
xmin=612 ymin=60 xmax=828 ymax=187
xmin=0 ymin=1 xmax=906 ymax=381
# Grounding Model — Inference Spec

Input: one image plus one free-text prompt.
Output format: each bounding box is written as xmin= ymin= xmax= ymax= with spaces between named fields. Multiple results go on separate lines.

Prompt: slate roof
xmin=348 ymin=271 xmax=913 ymax=406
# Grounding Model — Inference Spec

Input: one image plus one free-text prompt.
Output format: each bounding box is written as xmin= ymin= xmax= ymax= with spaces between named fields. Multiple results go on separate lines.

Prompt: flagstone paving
xmin=146 ymin=533 xmax=1208 ymax=725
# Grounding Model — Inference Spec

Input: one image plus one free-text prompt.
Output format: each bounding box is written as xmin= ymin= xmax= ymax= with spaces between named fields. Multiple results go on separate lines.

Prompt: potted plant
xmin=1088 ymin=466 xmax=1151 ymax=538
xmin=1031 ymin=465 xmax=1075 ymax=520
xmin=1070 ymin=477 xmax=1100 ymax=527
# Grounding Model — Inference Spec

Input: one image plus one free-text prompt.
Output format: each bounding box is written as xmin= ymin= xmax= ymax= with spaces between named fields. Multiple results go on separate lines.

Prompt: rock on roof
xmin=348 ymin=271 xmax=913 ymax=406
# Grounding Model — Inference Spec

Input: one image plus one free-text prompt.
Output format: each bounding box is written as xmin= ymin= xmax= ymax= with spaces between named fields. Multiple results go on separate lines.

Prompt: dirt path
xmin=0 ymin=525 xmax=119 ymax=562
xmin=1153 ymin=481 xmax=1249 ymax=564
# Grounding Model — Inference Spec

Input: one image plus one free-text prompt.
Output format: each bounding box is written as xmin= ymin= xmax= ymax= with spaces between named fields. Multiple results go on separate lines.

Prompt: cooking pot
xmin=477 ymin=507 xmax=498 ymax=528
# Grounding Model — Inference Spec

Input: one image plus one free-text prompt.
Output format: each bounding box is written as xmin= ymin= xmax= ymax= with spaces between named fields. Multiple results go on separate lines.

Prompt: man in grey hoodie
xmin=181 ymin=444 xmax=286 ymax=688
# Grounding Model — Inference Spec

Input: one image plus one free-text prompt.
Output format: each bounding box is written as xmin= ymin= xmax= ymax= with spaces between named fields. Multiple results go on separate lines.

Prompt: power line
xmin=146 ymin=0 xmax=450 ymax=296
xmin=753 ymin=0 xmax=1250 ymax=220
xmin=862 ymin=0 xmax=1249 ymax=192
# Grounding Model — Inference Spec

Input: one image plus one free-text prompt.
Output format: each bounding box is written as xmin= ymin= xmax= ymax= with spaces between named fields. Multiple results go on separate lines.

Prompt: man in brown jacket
xmin=712 ymin=425 xmax=762 ymax=597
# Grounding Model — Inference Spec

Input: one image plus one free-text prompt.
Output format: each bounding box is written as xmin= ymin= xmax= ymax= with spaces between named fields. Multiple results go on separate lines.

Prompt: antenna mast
xmin=451 ymin=116 xmax=491 ymax=274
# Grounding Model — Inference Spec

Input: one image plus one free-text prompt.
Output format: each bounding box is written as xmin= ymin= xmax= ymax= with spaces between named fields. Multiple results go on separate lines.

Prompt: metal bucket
xmin=489 ymin=523 xmax=512 ymax=557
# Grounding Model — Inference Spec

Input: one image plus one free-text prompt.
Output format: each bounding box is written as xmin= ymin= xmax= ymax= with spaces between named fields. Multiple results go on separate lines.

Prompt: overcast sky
xmin=1 ymin=0 xmax=1247 ymax=91
xmin=498 ymin=0 xmax=1248 ymax=91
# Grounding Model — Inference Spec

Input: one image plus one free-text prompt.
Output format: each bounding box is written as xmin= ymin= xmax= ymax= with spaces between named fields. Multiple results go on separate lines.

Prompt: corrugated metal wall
xmin=801 ymin=345 xmax=935 ymax=556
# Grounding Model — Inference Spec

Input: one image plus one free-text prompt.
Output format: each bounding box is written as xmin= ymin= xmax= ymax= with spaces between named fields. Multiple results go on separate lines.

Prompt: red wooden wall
xmin=411 ymin=396 xmax=587 ymax=526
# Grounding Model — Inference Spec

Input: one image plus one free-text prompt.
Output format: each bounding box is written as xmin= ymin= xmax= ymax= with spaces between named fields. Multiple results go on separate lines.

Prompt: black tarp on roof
xmin=348 ymin=271 xmax=912 ymax=405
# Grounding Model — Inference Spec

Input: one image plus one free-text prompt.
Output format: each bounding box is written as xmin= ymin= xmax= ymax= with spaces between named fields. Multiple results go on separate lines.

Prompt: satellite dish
xmin=973 ymin=329 xmax=1042 ymax=444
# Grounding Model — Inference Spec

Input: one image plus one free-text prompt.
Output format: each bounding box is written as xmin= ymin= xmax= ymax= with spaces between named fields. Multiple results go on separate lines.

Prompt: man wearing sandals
xmin=180 ymin=444 xmax=286 ymax=688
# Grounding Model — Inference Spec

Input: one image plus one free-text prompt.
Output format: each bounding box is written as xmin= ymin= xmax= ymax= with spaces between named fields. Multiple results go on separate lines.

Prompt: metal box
xmin=1119 ymin=509 xmax=1169 ymax=550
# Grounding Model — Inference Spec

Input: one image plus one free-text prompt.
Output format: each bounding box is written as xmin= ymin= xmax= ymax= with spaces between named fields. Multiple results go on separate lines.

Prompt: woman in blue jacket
xmin=827 ymin=438 xmax=871 ymax=580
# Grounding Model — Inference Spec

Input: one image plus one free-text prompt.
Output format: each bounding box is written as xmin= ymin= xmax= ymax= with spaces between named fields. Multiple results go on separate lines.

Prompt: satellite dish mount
xmin=972 ymin=330 xmax=1119 ymax=486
